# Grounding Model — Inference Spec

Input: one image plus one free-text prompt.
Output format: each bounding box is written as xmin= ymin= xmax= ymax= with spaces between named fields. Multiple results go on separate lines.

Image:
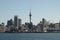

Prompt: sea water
xmin=0 ymin=33 xmax=60 ymax=40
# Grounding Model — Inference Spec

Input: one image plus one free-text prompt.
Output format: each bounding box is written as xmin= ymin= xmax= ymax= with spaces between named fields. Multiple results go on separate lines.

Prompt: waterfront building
xmin=25 ymin=22 xmax=30 ymax=32
xmin=37 ymin=21 xmax=43 ymax=32
xmin=55 ymin=23 xmax=60 ymax=30
xmin=14 ymin=15 xmax=18 ymax=27
xmin=0 ymin=23 xmax=6 ymax=32
xmin=18 ymin=18 xmax=21 ymax=27
xmin=32 ymin=25 xmax=36 ymax=32
xmin=47 ymin=23 xmax=55 ymax=32
xmin=59 ymin=21 xmax=60 ymax=28
xmin=17 ymin=19 xmax=22 ymax=32
xmin=21 ymin=24 xmax=25 ymax=32
xmin=7 ymin=20 xmax=11 ymax=27
xmin=7 ymin=19 xmax=14 ymax=32
xmin=7 ymin=19 xmax=13 ymax=27
xmin=42 ymin=18 xmax=49 ymax=32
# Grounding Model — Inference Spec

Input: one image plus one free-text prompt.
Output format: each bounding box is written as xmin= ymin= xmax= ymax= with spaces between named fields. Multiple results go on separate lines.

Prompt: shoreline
xmin=2 ymin=32 xmax=60 ymax=33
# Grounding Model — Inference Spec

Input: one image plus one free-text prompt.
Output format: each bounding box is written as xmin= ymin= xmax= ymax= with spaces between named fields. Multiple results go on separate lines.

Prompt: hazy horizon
xmin=0 ymin=0 xmax=60 ymax=25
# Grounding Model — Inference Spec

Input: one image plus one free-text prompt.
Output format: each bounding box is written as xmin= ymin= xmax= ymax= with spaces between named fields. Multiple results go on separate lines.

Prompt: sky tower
xmin=29 ymin=10 xmax=33 ymax=30
xmin=29 ymin=10 xmax=32 ymax=23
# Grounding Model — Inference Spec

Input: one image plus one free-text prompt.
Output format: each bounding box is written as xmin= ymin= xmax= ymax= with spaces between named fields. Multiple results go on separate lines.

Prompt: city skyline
xmin=0 ymin=0 xmax=60 ymax=25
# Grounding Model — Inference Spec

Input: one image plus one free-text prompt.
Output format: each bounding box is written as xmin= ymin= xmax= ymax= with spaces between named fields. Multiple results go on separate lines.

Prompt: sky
xmin=0 ymin=0 xmax=60 ymax=25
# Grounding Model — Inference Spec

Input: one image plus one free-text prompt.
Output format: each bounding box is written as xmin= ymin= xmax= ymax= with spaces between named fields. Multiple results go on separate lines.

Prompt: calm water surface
xmin=0 ymin=33 xmax=60 ymax=40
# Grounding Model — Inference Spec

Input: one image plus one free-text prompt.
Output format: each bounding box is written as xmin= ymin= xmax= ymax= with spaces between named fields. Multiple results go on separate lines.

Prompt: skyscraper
xmin=42 ymin=18 xmax=45 ymax=31
xmin=14 ymin=15 xmax=18 ymax=27
xmin=18 ymin=19 xmax=21 ymax=27
xmin=7 ymin=19 xmax=13 ymax=27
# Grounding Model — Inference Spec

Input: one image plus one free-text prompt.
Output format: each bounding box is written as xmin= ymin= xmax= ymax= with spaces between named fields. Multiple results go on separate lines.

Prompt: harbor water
xmin=0 ymin=33 xmax=60 ymax=40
